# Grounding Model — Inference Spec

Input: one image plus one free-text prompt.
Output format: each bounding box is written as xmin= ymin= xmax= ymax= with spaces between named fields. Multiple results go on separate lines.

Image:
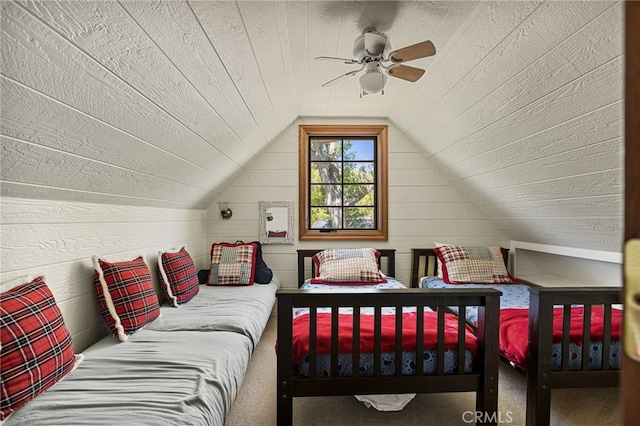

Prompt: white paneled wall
xmin=511 ymin=241 xmax=622 ymax=287
xmin=0 ymin=197 xmax=208 ymax=351
xmin=206 ymin=118 xmax=510 ymax=288
xmin=0 ymin=1 xmax=624 ymax=254
xmin=392 ymin=0 xmax=624 ymax=252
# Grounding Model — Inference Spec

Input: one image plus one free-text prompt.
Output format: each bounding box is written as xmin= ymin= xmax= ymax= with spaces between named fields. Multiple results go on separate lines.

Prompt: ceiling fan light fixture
xmin=359 ymin=70 xmax=387 ymax=94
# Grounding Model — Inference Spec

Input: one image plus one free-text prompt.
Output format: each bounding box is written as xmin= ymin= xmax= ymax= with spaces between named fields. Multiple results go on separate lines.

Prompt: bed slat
xmin=331 ymin=308 xmax=339 ymax=377
xmin=436 ymin=307 xmax=446 ymax=376
xmin=561 ymin=306 xmax=571 ymax=371
xmin=581 ymin=305 xmax=592 ymax=371
xmin=602 ymin=304 xmax=612 ymax=370
xmin=457 ymin=307 xmax=466 ymax=375
xmin=416 ymin=305 xmax=424 ymax=376
xmin=394 ymin=305 xmax=403 ymax=377
xmin=309 ymin=308 xmax=317 ymax=378
xmin=353 ymin=305 xmax=361 ymax=378
xmin=374 ymin=306 xmax=382 ymax=377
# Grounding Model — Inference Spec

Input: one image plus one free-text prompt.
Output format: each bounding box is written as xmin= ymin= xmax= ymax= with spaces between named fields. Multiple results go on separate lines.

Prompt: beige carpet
xmin=225 ymin=314 xmax=621 ymax=425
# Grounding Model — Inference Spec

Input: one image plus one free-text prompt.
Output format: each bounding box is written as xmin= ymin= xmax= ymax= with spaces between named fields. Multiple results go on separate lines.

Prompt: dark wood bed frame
xmin=410 ymin=248 xmax=621 ymax=426
xmin=276 ymin=249 xmax=502 ymax=425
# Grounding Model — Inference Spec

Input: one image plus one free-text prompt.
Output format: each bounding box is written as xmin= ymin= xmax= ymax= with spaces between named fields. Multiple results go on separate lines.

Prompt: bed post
xmin=526 ymin=288 xmax=553 ymax=426
xmin=475 ymin=291 xmax=500 ymax=425
xmin=276 ymin=291 xmax=294 ymax=426
xmin=410 ymin=249 xmax=424 ymax=288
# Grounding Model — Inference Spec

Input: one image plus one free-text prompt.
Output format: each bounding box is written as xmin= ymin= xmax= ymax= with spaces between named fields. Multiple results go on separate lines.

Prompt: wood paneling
xmin=0 ymin=2 xmax=624 ymax=255
xmin=207 ymin=119 xmax=509 ymax=287
xmin=392 ymin=1 xmax=623 ymax=253
xmin=0 ymin=197 xmax=207 ymax=351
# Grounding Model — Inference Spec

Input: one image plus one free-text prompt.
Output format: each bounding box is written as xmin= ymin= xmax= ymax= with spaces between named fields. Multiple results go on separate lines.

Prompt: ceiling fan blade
xmin=315 ymin=56 xmax=361 ymax=65
xmin=321 ymin=68 xmax=362 ymax=87
xmin=389 ymin=40 xmax=436 ymax=63
xmin=364 ymin=30 xmax=387 ymax=57
xmin=387 ymin=64 xmax=425 ymax=82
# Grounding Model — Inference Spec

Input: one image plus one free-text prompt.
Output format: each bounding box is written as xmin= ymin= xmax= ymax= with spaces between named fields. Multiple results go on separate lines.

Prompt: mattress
xmin=419 ymin=276 xmax=622 ymax=371
xmin=420 ymin=276 xmax=530 ymax=325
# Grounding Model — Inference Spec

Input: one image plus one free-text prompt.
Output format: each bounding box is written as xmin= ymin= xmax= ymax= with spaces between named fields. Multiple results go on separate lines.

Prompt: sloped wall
xmin=0 ymin=197 xmax=208 ymax=351
xmin=392 ymin=1 xmax=624 ymax=252
xmin=205 ymin=118 xmax=510 ymax=288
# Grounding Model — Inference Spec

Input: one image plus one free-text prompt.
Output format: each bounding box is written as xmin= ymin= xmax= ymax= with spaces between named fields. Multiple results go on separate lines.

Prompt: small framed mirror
xmin=259 ymin=201 xmax=294 ymax=245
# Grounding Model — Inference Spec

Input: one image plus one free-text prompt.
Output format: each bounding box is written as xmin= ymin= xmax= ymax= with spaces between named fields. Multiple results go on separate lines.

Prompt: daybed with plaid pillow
xmin=2 ymin=248 xmax=279 ymax=425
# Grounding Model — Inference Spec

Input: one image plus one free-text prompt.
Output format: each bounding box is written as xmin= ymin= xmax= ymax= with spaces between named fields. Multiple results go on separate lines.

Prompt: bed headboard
xmin=410 ymin=247 xmax=509 ymax=288
xmin=297 ymin=249 xmax=396 ymax=288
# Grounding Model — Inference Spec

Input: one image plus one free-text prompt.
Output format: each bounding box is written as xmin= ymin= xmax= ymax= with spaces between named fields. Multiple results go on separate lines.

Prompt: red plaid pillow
xmin=158 ymin=246 xmax=199 ymax=307
xmin=433 ymin=245 xmax=520 ymax=284
xmin=1 ymin=277 xmax=76 ymax=420
xmin=207 ymin=242 xmax=257 ymax=286
xmin=311 ymin=248 xmax=386 ymax=284
xmin=93 ymin=256 xmax=161 ymax=341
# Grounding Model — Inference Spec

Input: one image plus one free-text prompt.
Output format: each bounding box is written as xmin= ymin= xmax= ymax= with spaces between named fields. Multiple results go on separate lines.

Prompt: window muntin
xmin=299 ymin=125 xmax=388 ymax=241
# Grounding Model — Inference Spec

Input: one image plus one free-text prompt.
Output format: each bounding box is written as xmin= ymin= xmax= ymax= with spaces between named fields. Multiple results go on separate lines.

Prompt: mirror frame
xmin=259 ymin=200 xmax=294 ymax=245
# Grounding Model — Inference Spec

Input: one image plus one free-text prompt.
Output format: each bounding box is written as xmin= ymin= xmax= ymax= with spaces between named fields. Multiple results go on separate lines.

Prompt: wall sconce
xmin=218 ymin=201 xmax=232 ymax=219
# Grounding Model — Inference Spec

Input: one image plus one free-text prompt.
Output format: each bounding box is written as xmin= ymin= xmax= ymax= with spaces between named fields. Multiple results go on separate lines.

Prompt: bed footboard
xmin=276 ymin=288 xmax=501 ymax=426
xmin=526 ymin=287 xmax=622 ymax=426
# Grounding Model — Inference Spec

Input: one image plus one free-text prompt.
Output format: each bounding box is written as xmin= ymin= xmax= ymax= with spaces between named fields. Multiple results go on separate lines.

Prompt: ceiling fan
xmin=315 ymin=30 xmax=436 ymax=96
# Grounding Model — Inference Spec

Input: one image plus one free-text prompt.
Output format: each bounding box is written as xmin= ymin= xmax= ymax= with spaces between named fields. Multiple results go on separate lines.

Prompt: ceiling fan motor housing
xmin=353 ymin=30 xmax=390 ymax=60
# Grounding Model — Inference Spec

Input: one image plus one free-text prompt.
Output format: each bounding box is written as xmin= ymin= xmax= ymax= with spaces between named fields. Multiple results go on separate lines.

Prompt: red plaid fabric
xmin=433 ymin=245 xmax=520 ymax=284
xmin=159 ymin=246 xmax=199 ymax=307
xmin=1 ymin=277 xmax=76 ymax=420
xmin=311 ymin=248 xmax=386 ymax=284
xmin=207 ymin=242 xmax=256 ymax=286
xmin=93 ymin=256 xmax=160 ymax=341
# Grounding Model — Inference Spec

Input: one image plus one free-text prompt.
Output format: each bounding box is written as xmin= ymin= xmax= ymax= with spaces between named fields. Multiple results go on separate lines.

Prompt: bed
xmin=276 ymin=249 xmax=502 ymax=426
xmin=3 ymin=281 xmax=279 ymax=425
xmin=410 ymin=247 xmax=622 ymax=426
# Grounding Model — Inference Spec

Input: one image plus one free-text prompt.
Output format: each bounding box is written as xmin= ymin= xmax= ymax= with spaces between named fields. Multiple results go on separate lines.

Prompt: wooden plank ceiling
xmin=0 ymin=1 xmax=624 ymax=251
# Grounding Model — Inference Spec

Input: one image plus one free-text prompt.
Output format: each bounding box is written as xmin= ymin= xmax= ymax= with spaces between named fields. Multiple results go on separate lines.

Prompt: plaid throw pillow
xmin=1 ymin=277 xmax=76 ymax=420
xmin=207 ymin=242 xmax=257 ymax=286
xmin=311 ymin=248 xmax=386 ymax=284
xmin=433 ymin=245 xmax=520 ymax=284
xmin=158 ymin=246 xmax=200 ymax=307
xmin=93 ymin=256 xmax=161 ymax=341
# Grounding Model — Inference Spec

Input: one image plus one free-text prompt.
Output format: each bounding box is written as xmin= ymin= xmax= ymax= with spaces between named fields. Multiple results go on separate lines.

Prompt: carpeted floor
xmin=225 ymin=314 xmax=621 ymax=426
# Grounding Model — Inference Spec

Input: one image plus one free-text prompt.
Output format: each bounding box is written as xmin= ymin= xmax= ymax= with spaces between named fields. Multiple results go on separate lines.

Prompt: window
xmin=299 ymin=124 xmax=388 ymax=240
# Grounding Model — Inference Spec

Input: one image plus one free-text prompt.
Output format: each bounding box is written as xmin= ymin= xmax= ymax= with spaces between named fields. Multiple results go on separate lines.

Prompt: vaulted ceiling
xmin=0 ymin=1 xmax=624 ymax=251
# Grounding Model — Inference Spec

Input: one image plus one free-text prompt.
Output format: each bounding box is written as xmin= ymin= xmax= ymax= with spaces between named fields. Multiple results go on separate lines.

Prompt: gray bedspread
xmin=145 ymin=281 xmax=278 ymax=348
xmin=4 ymin=330 xmax=252 ymax=426
xmin=4 ymin=280 xmax=279 ymax=425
